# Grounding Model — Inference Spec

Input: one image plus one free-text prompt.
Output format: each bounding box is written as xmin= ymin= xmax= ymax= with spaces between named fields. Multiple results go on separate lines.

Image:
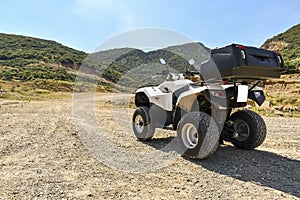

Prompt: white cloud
xmin=72 ymin=0 xmax=139 ymax=31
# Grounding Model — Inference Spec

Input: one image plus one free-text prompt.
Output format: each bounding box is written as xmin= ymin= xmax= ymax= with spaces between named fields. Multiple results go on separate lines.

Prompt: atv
xmin=132 ymin=44 xmax=286 ymax=159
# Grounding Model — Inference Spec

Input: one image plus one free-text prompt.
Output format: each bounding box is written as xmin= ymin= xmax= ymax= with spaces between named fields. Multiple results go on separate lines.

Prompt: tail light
xmin=237 ymin=45 xmax=245 ymax=50
xmin=222 ymin=79 xmax=228 ymax=85
xmin=210 ymin=90 xmax=226 ymax=98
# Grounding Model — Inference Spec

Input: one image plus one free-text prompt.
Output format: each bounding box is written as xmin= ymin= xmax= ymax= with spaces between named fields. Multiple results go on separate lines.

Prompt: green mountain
xmin=0 ymin=33 xmax=87 ymax=96
xmin=1 ymin=23 xmax=299 ymax=99
xmin=261 ymin=23 xmax=300 ymax=71
xmin=76 ymin=42 xmax=209 ymax=92
xmin=98 ymin=43 xmax=209 ymax=83
xmin=0 ymin=32 xmax=206 ymax=88
xmin=0 ymin=33 xmax=87 ymax=68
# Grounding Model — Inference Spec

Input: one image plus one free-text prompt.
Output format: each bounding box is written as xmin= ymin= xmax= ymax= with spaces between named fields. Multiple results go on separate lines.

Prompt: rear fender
xmin=175 ymin=86 xmax=208 ymax=112
xmin=173 ymin=87 xmax=210 ymax=130
xmin=248 ymin=90 xmax=265 ymax=106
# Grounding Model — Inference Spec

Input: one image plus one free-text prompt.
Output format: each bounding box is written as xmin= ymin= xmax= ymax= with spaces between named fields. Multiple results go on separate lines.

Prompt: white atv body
xmin=132 ymin=44 xmax=285 ymax=159
xmin=136 ymin=78 xmax=193 ymax=112
xmin=133 ymin=73 xmax=266 ymax=159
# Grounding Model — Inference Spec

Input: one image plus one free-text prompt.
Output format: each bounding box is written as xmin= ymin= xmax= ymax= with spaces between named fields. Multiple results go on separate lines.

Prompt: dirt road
xmin=0 ymin=95 xmax=299 ymax=199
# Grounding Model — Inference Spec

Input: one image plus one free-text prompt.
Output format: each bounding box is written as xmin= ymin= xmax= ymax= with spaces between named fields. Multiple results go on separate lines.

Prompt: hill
xmin=261 ymin=23 xmax=300 ymax=71
xmin=0 ymin=26 xmax=299 ymax=102
xmin=260 ymin=24 xmax=300 ymax=116
xmin=75 ymin=42 xmax=209 ymax=92
xmin=0 ymin=32 xmax=208 ymax=95
xmin=0 ymin=33 xmax=87 ymax=98
xmin=0 ymin=33 xmax=87 ymax=68
xmin=98 ymin=42 xmax=208 ymax=85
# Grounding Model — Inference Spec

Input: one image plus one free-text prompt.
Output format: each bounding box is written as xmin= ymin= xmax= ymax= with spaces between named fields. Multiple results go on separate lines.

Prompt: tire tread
xmin=230 ymin=110 xmax=266 ymax=149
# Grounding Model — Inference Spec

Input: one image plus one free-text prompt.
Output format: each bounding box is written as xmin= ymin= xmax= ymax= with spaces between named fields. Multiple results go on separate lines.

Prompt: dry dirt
xmin=0 ymin=94 xmax=299 ymax=199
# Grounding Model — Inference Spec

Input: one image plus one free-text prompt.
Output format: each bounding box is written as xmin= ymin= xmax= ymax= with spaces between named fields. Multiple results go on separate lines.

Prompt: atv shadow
xmin=145 ymin=138 xmax=300 ymax=198
xmin=191 ymin=146 xmax=300 ymax=198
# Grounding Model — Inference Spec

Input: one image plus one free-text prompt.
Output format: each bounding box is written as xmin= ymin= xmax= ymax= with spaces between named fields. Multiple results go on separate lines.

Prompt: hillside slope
xmin=98 ymin=42 xmax=208 ymax=85
xmin=0 ymin=33 xmax=87 ymax=68
xmin=1 ymin=26 xmax=299 ymax=101
xmin=261 ymin=24 xmax=300 ymax=115
xmin=261 ymin=23 xmax=300 ymax=71
xmin=0 ymin=33 xmax=88 ymax=98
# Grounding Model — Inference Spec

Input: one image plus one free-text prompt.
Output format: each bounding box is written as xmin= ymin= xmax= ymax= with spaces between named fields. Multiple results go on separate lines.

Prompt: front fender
xmin=248 ymin=90 xmax=265 ymax=106
xmin=136 ymin=87 xmax=173 ymax=111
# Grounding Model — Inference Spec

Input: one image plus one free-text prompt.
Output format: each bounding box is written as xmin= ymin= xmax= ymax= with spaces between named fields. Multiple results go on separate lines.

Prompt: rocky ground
xmin=0 ymin=94 xmax=299 ymax=199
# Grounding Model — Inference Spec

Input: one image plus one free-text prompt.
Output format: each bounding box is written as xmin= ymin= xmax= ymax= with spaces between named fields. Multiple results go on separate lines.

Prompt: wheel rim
xmin=134 ymin=115 xmax=144 ymax=134
xmin=234 ymin=119 xmax=250 ymax=141
xmin=181 ymin=123 xmax=198 ymax=149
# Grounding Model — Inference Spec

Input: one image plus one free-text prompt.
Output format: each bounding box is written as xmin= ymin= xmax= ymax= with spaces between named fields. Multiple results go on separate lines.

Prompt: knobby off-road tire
xmin=177 ymin=112 xmax=220 ymax=159
xmin=229 ymin=110 xmax=267 ymax=149
xmin=132 ymin=106 xmax=155 ymax=141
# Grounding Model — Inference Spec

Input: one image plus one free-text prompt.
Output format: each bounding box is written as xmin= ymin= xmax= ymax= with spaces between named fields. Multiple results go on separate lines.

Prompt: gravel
xmin=0 ymin=95 xmax=299 ymax=199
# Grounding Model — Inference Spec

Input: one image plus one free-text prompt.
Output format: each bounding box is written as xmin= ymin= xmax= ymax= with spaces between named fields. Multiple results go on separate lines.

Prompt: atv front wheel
xmin=132 ymin=106 xmax=155 ymax=141
xmin=229 ymin=110 xmax=266 ymax=149
xmin=177 ymin=112 xmax=220 ymax=159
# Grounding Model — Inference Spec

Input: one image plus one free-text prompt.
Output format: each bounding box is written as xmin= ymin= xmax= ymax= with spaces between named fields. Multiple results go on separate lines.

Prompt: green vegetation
xmin=0 ymin=33 xmax=87 ymax=98
xmin=0 ymin=33 xmax=86 ymax=68
xmin=262 ymin=23 xmax=300 ymax=71
xmin=0 ymin=26 xmax=299 ymax=104
xmin=0 ymin=32 xmax=208 ymax=96
xmin=0 ymin=65 xmax=75 ymax=82
xmin=99 ymin=44 xmax=208 ymax=89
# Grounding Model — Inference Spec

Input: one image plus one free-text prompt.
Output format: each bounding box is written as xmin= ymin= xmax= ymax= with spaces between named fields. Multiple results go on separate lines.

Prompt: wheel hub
xmin=181 ymin=123 xmax=198 ymax=149
xmin=134 ymin=115 xmax=144 ymax=134
xmin=233 ymin=119 xmax=250 ymax=141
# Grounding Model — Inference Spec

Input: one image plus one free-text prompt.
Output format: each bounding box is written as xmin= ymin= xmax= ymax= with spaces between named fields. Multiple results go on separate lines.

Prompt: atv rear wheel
xmin=229 ymin=110 xmax=266 ymax=149
xmin=177 ymin=112 xmax=220 ymax=159
xmin=132 ymin=106 xmax=155 ymax=141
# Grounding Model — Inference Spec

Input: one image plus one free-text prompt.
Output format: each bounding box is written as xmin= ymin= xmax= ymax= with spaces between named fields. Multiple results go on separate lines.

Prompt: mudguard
xmin=248 ymin=90 xmax=265 ymax=106
xmin=175 ymin=85 xmax=208 ymax=111
xmin=136 ymin=87 xmax=173 ymax=111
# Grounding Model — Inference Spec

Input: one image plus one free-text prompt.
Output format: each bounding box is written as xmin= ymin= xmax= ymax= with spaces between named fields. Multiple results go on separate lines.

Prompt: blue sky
xmin=0 ymin=0 xmax=299 ymax=52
